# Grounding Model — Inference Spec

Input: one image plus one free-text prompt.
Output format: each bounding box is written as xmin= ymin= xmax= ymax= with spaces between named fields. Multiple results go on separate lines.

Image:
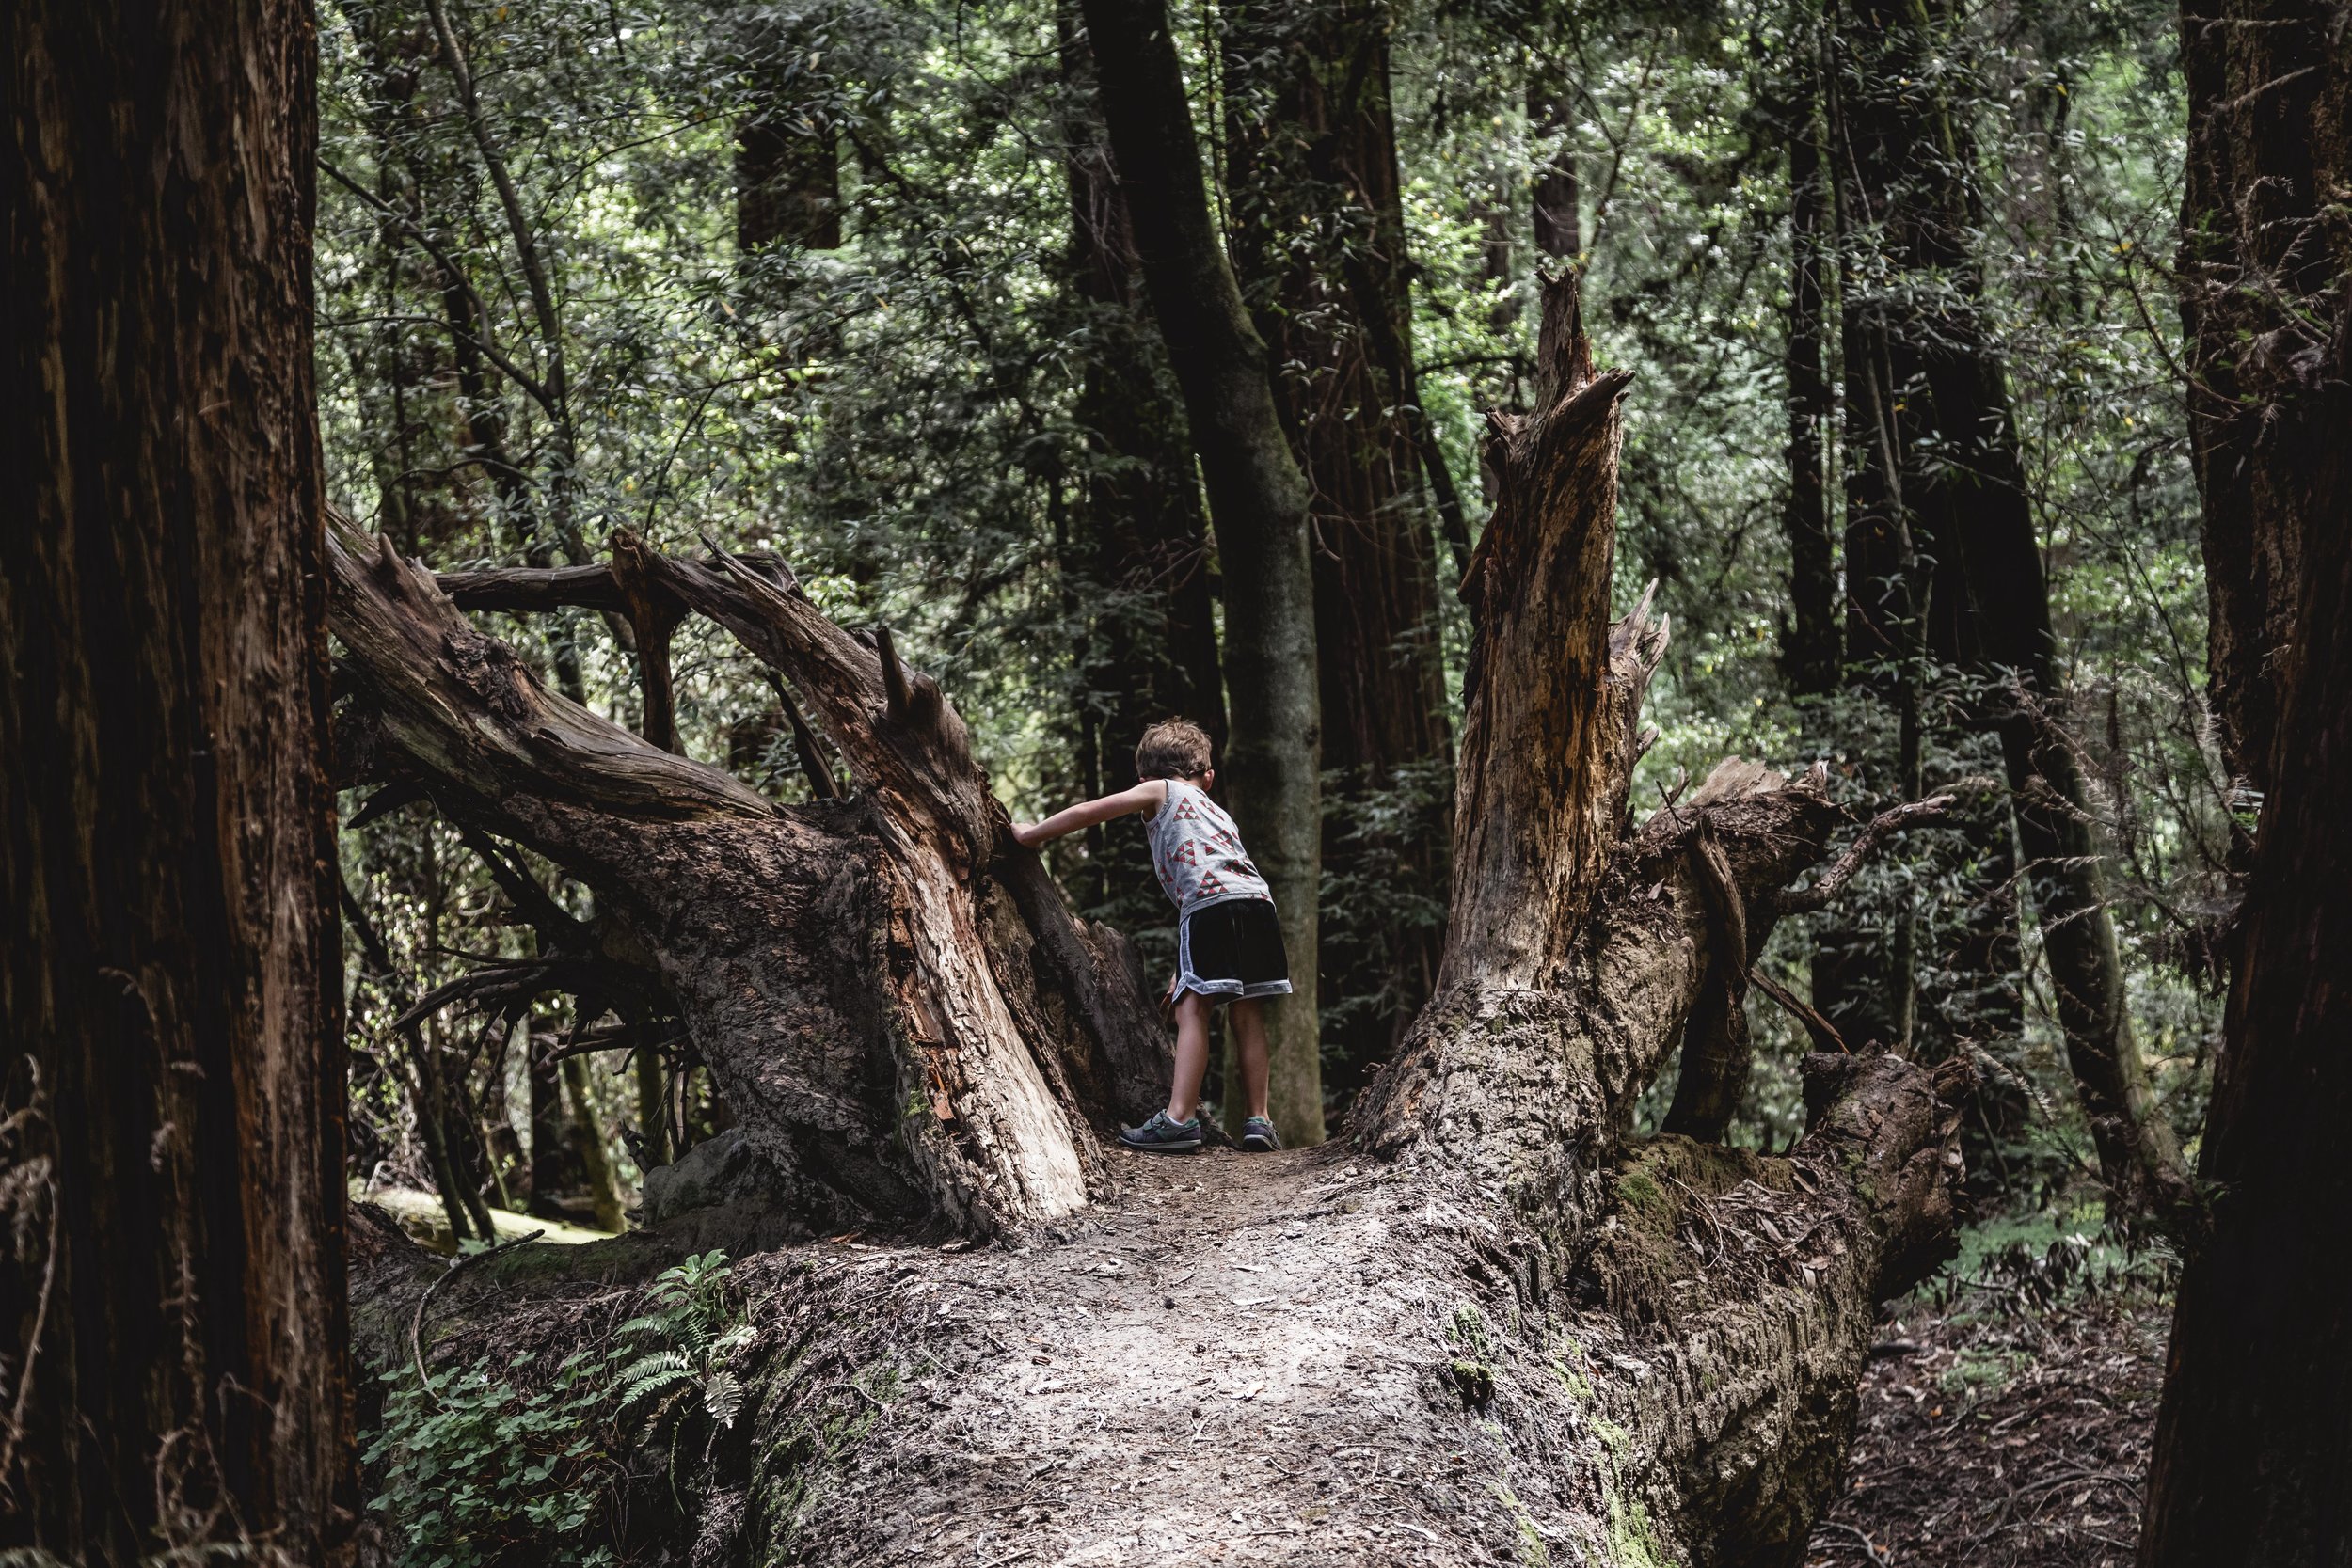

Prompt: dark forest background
xmin=318 ymin=0 xmax=2226 ymax=1237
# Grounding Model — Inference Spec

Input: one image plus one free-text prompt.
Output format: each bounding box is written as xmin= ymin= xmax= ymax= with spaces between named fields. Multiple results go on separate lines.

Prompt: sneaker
xmin=1119 ymin=1111 xmax=1203 ymax=1154
xmin=1241 ymin=1117 xmax=1281 ymax=1153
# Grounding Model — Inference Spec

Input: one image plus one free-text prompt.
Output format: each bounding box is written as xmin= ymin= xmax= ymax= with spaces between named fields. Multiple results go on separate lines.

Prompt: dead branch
xmin=451 ymin=821 xmax=594 ymax=954
xmin=540 ymin=1021 xmax=690 ymax=1067
xmin=1772 ymin=793 xmax=1955 ymax=914
xmin=389 ymin=954 xmax=641 ymax=1033
xmin=347 ymin=779 xmax=428 ymax=830
xmin=436 ymin=562 xmax=627 ymax=614
xmin=874 ymin=625 xmax=923 ymax=725
xmin=1662 ymin=814 xmax=1755 ymax=1138
xmin=1750 ymin=967 xmax=1850 ymax=1053
xmin=771 ymin=677 xmax=842 ymax=800
xmin=410 ymin=1225 xmax=545 ymax=1406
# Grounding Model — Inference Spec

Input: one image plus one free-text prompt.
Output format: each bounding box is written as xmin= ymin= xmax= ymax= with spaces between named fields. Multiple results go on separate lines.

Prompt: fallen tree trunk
xmin=339 ymin=277 xmax=1963 ymax=1566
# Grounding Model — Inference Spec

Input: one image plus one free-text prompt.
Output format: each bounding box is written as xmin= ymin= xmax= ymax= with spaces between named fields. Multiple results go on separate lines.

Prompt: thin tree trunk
xmin=1781 ymin=42 xmax=1838 ymax=697
xmin=1938 ymin=354 xmax=2196 ymax=1226
xmin=2139 ymin=5 xmax=2350 ymax=1556
xmin=0 ymin=0 xmax=349 ymax=1552
xmin=1816 ymin=300 xmax=1925 ymax=1048
xmin=1219 ymin=0 xmax=1452 ymax=1112
xmin=1828 ymin=0 xmax=2192 ymax=1223
xmin=736 ymin=20 xmax=841 ymax=254
xmin=421 ymin=0 xmax=588 ymax=569
xmin=1078 ymin=0 xmax=1327 ymax=1144
xmin=527 ymin=1026 xmax=587 ymax=1216
xmin=1529 ymin=75 xmax=1581 ymax=262
xmin=411 ymin=1024 xmax=486 ymax=1243
xmin=564 ymin=1056 xmax=629 ymax=1233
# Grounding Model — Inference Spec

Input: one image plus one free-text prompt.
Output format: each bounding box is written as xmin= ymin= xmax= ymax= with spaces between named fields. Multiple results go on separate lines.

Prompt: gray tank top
xmin=1146 ymin=780 xmax=1273 ymax=917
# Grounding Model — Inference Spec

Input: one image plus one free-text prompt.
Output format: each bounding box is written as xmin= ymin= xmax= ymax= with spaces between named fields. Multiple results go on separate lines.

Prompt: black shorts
xmin=1172 ymin=897 xmax=1293 ymax=1003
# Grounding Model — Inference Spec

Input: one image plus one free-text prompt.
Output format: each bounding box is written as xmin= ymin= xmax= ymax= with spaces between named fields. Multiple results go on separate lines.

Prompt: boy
xmin=1012 ymin=719 xmax=1288 ymax=1154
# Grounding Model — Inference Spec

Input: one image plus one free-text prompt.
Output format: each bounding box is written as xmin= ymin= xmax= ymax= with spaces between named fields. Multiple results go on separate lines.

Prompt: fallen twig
xmin=410 ymin=1226 xmax=546 ymax=1405
xmin=1819 ymin=1518 xmax=1895 ymax=1566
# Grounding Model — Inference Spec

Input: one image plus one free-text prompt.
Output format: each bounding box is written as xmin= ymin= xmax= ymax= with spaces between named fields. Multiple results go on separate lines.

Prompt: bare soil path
xmin=734 ymin=1143 xmax=1574 ymax=1567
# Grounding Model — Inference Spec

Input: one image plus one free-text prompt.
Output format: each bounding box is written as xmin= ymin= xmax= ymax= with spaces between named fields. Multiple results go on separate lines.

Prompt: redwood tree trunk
xmin=0 ymin=0 xmax=350 ymax=1557
xmin=1219 ymin=0 xmax=1454 ymax=1101
xmin=1780 ymin=46 xmax=1837 ymax=699
xmin=1078 ymin=0 xmax=1327 ymax=1144
xmin=1055 ymin=2 xmax=1230 ymax=928
xmin=2139 ymin=3 xmax=2351 ymax=1557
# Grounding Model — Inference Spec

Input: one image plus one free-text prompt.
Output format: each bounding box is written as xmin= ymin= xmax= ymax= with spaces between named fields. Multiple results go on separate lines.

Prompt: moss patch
xmin=1447 ymin=1302 xmax=1500 ymax=1408
xmin=1587 ymin=1136 xmax=1791 ymax=1324
xmin=1607 ymin=1495 xmax=1675 ymax=1568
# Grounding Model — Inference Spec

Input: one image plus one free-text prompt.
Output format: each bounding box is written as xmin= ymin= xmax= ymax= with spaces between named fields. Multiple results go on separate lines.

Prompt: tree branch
xmin=421 ymin=0 xmax=586 ymax=562
xmin=1771 ymin=793 xmax=1954 ymax=913
xmin=317 ymin=156 xmax=562 ymax=420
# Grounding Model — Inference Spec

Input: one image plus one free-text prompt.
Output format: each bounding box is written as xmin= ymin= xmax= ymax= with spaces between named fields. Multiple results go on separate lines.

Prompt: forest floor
xmin=1801 ymin=1214 xmax=2175 ymax=1568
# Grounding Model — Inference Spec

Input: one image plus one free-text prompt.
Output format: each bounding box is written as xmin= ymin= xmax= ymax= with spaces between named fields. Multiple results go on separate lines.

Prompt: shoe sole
xmin=1241 ymin=1135 xmax=1279 ymax=1152
xmin=1119 ymin=1135 xmax=1202 ymax=1154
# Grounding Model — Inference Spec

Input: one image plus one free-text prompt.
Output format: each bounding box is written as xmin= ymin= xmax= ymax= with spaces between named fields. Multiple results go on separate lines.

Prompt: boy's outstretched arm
xmin=1011 ymin=780 xmax=1163 ymax=848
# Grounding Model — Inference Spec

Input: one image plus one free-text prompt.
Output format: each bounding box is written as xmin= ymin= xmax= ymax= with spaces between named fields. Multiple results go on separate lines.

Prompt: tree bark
xmin=2172 ymin=0 xmax=2345 ymax=800
xmin=332 ymin=521 xmax=1175 ymax=1235
xmin=348 ymin=277 xmax=1967 ymax=1568
xmin=1780 ymin=44 xmax=1838 ymax=698
xmin=1219 ymin=0 xmax=1454 ymax=1104
xmin=2139 ymin=5 xmax=2350 ymax=1558
xmin=2140 ymin=519 xmax=2352 ymax=1564
xmin=1078 ymin=0 xmax=1327 ymax=1144
xmin=0 ymin=0 xmax=350 ymax=1555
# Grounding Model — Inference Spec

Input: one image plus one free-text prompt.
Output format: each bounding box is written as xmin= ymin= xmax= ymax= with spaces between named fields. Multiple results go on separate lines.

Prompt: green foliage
xmin=365 ymin=1252 xmax=750 ymax=1566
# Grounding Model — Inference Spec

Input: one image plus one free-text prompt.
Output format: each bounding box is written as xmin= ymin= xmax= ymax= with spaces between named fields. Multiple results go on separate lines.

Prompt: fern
xmin=367 ymin=1252 xmax=752 ymax=1567
xmin=614 ymin=1348 xmax=694 ymax=1409
xmin=702 ymin=1368 xmax=744 ymax=1427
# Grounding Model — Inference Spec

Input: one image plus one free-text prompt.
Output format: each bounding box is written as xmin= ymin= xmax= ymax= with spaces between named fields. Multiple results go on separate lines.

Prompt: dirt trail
xmin=751 ymin=1144 xmax=1564 ymax=1566
xmin=385 ymin=1117 xmax=1935 ymax=1568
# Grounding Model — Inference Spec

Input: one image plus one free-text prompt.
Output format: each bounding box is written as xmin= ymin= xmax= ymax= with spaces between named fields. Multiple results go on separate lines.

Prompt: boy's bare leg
xmin=1230 ymin=998 xmax=1272 ymax=1122
xmin=1168 ymin=990 xmax=1214 ymax=1122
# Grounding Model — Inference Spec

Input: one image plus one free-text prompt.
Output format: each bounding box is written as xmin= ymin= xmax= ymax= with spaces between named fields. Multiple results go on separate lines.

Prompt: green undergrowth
xmin=1896 ymin=1196 xmax=2181 ymax=1405
xmin=365 ymin=1250 xmax=751 ymax=1568
xmin=1917 ymin=1198 xmax=2180 ymax=1318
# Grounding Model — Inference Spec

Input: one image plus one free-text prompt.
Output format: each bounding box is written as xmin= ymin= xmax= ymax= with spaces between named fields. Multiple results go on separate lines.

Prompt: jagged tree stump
xmin=339 ymin=277 xmax=1963 ymax=1566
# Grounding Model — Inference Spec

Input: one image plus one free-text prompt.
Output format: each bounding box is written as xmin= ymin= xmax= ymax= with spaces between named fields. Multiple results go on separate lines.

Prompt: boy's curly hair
xmin=1135 ymin=719 xmax=1215 ymax=782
